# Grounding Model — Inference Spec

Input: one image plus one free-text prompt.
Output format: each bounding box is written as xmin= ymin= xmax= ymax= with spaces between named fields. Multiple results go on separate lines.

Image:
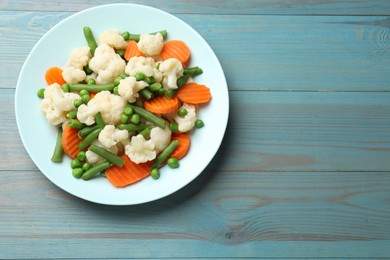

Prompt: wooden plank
xmin=1 ymin=12 xmax=390 ymax=91
xmin=4 ymin=89 xmax=390 ymax=172
xmin=1 ymin=0 xmax=390 ymax=15
xmin=1 ymin=169 xmax=389 ymax=258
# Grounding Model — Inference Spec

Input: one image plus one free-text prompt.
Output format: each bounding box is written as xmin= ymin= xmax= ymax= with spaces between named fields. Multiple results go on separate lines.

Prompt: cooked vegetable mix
xmin=38 ymin=26 xmax=212 ymax=187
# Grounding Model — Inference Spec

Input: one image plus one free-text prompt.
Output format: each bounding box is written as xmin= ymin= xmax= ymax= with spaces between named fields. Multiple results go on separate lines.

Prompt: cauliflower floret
xmin=98 ymin=30 xmax=127 ymax=50
xmin=149 ymin=123 xmax=171 ymax=153
xmin=70 ymin=46 xmax=91 ymax=69
xmin=40 ymin=83 xmax=80 ymax=125
xmin=125 ymin=56 xmax=155 ymax=77
xmin=89 ymin=44 xmax=126 ymax=84
xmin=62 ymin=67 xmax=86 ymax=84
xmin=98 ymin=125 xmax=129 ymax=149
xmin=137 ymin=33 xmax=164 ymax=56
xmin=86 ymin=140 xmax=119 ymax=165
xmin=125 ymin=134 xmax=156 ymax=164
xmin=173 ymin=103 xmax=197 ymax=132
xmin=159 ymin=58 xmax=183 ymax=89
xmin=77 ymin=91 xmax=126 ymax=126
xmin=118 ymin=76 xmax=148 ymax=103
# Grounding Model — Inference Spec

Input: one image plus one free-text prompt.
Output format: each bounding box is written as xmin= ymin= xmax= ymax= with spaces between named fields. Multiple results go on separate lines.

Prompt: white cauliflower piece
xmin=98 ymin=30 xmax=127 ymax=49
xmin=173 ymin=103 xmax=197 ymax=132
xmin=89 ymin=44 xmax=126 ymax=84
xmin=70 ymin=46 xmax=91 ymax=69
xmin=40 ymin=83 xmax=80 ymax=125
xmin=137 ymin=33 xmax=164 ymax=56
xmin=98 ymin=125 xmax=129 ymax=149
xmin=149 ymin=123 xmax=171 ymax=153
xmin=62 ymin=67 xmax=86 ymax=84
xmin=125 ymin=56 xmax=155 ymax=77
xmin=125 ymin=134 xmax=156 ymax=164
xmin=159 ymin=58 xmax=183 ymax=89
xmin=118 ymin=76 xmax=148 ymax=103
xmin=86 ymin=140 xmax=119 ymax=165
xmin=77 ymin=91 xmax=126 ymax=126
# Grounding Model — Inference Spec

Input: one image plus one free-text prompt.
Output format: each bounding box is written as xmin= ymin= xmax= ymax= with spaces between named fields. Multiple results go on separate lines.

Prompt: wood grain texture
xmin=1 ymin=0 xmax=390 ymax=15
xmin=1 ymin=12 xmax=389 ymax=91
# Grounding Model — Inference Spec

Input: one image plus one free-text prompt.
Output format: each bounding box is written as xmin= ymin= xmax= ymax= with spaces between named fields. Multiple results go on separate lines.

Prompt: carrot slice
xmin=160 ymin=40 xmax=191 ymax=66
xmin=124 ymin=41 xmax=144 ymax=61
xmin=45 ymin=67 xmax=66 ymax=86
xmin=143 ymin=95 xmax=180 ymax=114
xmin=89 ymin=92 xmax=97 ymax=99
xmin=170 ymin=133 xmax=191 ymax=160
xmin=61 ymin=125 xmax=82 ymax=159
xmin=176 ymin=83 xmax=212 ymax=104
xmin=105 ymin=155 xmax=152 ymax=187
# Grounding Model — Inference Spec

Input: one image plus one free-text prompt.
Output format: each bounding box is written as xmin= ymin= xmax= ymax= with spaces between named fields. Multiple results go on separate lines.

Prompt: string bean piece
xmin=78 ymin=125 xmax=100 ymax=137
xmin=95 ymin=112 xmax=105 ymax=129
xmin=117 ymin=123 xmax=147 ymax=132
xmin=68 ymin=119 xmax=86 ymax=130
xmin=51 ymin=127 xmax=63 ymax=163
xmin=78 ymin=128 xmax=102 ymax=151
xmin=88 ymin=144 xmax=125 ymax=167
xmin=83 ymin=26 xmax=98 ymax=56
xmin=127 ymin=104 xmax=166 ymax=129
xmin=70 ymin=83 xmax=116 ymax=92
xmin=81 ymin=161 xmax=111 ymax=180
xmin=128 ymin=30 xmax=168 ymax=42
xmin=183 ymin=66 xmax=203 ymax=77
xmin=165 ymin=74 xmax=190 ymax=99
xmin=151 ymin=140 xmax=180 ymax=169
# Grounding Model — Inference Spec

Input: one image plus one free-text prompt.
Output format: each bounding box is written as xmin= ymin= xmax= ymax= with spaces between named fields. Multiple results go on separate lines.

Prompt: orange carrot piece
xmin=105 ymin=155 xmax=152 ymax=187
xmin=160 ymin=40 xmax=191 ymax=66
xmin=61 ymin=125 xmax=82 ymax=159
xmin=170 ymin=133 xmax=191 ymax=160
xmin=89 ymin=92 xmax=97 ymax=99
xmin=176 ymin=83 xmax=212 ymax=104
xmin=143 ymin=95 xmax=180 ymax=114
xmin=124 ymin=41 xmax=144 ymax=61
xmin=45 ymin=67 xmax=66 ymax=86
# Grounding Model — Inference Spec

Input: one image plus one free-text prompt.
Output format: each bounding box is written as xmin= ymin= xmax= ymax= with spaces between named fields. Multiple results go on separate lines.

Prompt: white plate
xmin=15 ymin=4 xmax=229 ymax=205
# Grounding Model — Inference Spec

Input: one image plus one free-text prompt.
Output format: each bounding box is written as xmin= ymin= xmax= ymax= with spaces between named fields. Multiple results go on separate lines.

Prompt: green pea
xmin=120 ymin=72 xmax=128 ymax=79
xmin=114 ymin=76 xmax=122 ymax=86
xmin=87 ymin=78 xmax=96 ymax=85
xmin=148 ymin=82 xmax=162 ymax=92
xmin=195 ymin=119 xmax=204 ymax=128
xmin=178 ymin=108 xmax=187 ymax=117
xmin=82 ymin=162 xmax=91 ymax=172
xmin=116 ymin=49 xmax=125 ymax=58
xmin=121 ymin=31 xmax=130 ymax=41
xmin=113 ymin=86 xmax=119 ymax=95
xmin=67 ymin=110 xmax=78 ymax=119
xmin=120 ymin=114 xmax=129 ymax=124
xmin=169 ymin=122 xmax=178 ymax=133
xmin=135 ymin=73 xmax=145 ymax=81
xmin=124 ymin=106 xmax=133 ymax=116
xmin=61 ymin=83 xmax=70 ymax=92
xmin=37 ymin=88 xmax=45 ymax=98
xmin=79 ymin=89 xmax=89 ymax=96
xmin=167 ymin=158 xmax=179 ymax=169
xmin=77 ymin=151 xmax=86 ymax=162
xmin=150 ymin=168 xmax=160 ymax=180
xmin=130 ymin=114 xmax=140 ymax=124
xmin=81 ymin=94 xmax=90 ymax=104
xmin=158 ymin=87 xmax=165 ymax=96
xmin=74 ymin=99 xmax=83 ymax=108
xmin=70 ymin=159 xmax=82 ymax=169
xmin=165 ymin=89 xmax=176 ymax=99
xmin=72 ymin=168 xmax=84 ymax=179
xmin=146 ymin=76 xmax=155 ymax=84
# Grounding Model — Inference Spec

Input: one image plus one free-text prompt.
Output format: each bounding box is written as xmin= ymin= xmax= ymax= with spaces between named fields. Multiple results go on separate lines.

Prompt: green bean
xmin=140 ymin=88 xmax=154 ymax=100
xmin=116 ymin=49 xmax=125 ymax=58
xmin=128 ymin=104 xmax=166 ymax=129
xmin=146 ymin=76 xmax=155 ymax=85
xmin=120 ymin=72 xmax=128 ymax=79
xmin=68 ymin=119 xmax=86 ymax=130
xmin=148 ymin=82 xmax=162 ymax=92
xmin=114 ymin=76 xmax=122 ymax=86
xmin=139 ymin=126 xmax=151 ymax=138
xmin=51 ymin=127 xmax=63 ymax=163
xmin=88 ymin=144 xmax=125 ymax=167
xmin=165 ymin=74 xmax=190 ymax=99
xmin=78 ymin=125 xmax=99 ymax=137
xmin=70 ymin=83 xmax=116 ymax=92
xmin=121 ymin=31 xmax=130 ymax=41
xmin=183 ymin=66 xmax=203 ymax=77
xmin=81 ymin=161 xmax=111 ymax=180
xmin=117 ymin=123 xmax=147 ymax=132
xmin=83 ymin=64 xmax=93 ymax=75
xmin=67 ymin=109 xmax=78 ymax=119
xmin=135 ymin=73 xmax=145 ymax=81
xmin=83 ymin=26 xmax=98 ymax=56
xmin=95 ymin=112 xmax=105 ymax=129
xmin=128 ymin=30 xmax=168 ymax=42
xmin=78 ymin=128 xmax=102 ymax=151
xmin=152 ymin=140 xmax=179 ymax=169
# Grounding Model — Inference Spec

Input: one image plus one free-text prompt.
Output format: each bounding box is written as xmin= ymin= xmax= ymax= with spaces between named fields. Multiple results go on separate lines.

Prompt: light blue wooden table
xmin=1 ymin=1 xmax=390 ymax=258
